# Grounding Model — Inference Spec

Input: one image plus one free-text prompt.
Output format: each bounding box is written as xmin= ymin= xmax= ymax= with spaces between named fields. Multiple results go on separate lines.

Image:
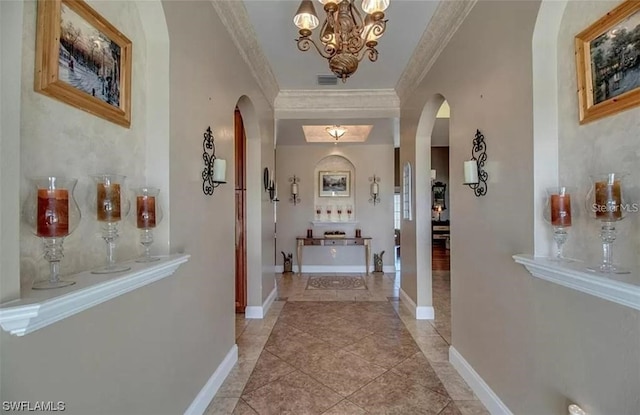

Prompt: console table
xmin=296 ymin=236 xmax=372 ymax=275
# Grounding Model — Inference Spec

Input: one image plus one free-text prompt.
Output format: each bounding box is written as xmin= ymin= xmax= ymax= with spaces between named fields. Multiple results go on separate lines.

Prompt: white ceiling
xmin=243 ymin=0 xmax=439 ymax=90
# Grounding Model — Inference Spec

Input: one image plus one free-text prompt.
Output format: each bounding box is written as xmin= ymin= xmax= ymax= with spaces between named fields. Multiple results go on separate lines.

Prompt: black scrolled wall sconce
xmin=289 ymin=175 xmax=300 ymax=205
xmin=263 ymin=168 xmax=278 ymax=202
xmin=202 ymin=126 xmax=227 ymax=196
xmin=369 ymin=174 xmax=381 ymax=205
xmin=463 ymin=129 xmax=488 ymax=197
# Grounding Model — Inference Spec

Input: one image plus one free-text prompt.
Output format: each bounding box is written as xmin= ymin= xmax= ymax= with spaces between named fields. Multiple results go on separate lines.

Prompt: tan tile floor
xmin=207 ymin=272 xmax=488 ymax=415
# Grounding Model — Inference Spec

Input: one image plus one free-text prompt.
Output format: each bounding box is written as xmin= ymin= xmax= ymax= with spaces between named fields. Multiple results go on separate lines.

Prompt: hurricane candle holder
xmin=586 ymin=172 xmax=629 ymax=274
xmin=23 ymin=177 xmax=81 ymax=289
xmin=316 ymin=205 xmax=322 ymax=221
xmin=543 ymin=186 xmax=573 ymax=261
xmin=133 ymin=187 xmax=163 ymax=262
xmin=337 ymin=205 xmax=343 ymax=221
xmin=325 ymin=205 xmax=332 ymax=221
xmin=347 ymin=204 xmax=353 ymax=221
xmin=89 ymin=174 xmax=130 ymax=273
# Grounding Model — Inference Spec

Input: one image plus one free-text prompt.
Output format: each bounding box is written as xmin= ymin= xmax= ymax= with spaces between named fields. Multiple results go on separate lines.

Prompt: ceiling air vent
xmin=317 ymin=75 xmax=338 ymax=86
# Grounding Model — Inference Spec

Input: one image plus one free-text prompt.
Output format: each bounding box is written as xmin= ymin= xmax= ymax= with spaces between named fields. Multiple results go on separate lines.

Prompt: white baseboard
xmin=245 ymin=286 xmax=277 ymax=319
xmin=275 ymin=265 xmax=396 ymax=273
xmin=416 ymin=306 xmax=434 ymax=319
xmin=184 ymin=344 xmax=238 ymax=415
xmin=399 ymin=288 xmax=434 ymax=320
xmin=449 ymin=346 xmax=513 ymax=415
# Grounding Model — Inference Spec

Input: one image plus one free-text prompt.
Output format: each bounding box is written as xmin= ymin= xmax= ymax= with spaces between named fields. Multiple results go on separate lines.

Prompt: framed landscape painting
xmin=575 ymin=0 xmax=640 ymax=124
xmin=34 ymin=0 xmax=132 ymax=127
xmin=319 ymin=171 xmax=350 ymax=197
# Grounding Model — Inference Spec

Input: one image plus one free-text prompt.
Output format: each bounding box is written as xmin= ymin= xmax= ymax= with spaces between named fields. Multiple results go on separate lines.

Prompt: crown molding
xmin=209 ymin=0 xmax=279 ymax=106
xmin=395 ymin=0 xmax=477 ymax=102
xmin=275 ymin=89 xmax=400 ymax=119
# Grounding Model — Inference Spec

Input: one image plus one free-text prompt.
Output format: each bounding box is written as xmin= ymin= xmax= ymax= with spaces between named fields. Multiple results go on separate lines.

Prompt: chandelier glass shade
xmin=326 ymin=125 xmax=347 ymax=140
xmin=293 ymin=0 xmax=389 ymax=82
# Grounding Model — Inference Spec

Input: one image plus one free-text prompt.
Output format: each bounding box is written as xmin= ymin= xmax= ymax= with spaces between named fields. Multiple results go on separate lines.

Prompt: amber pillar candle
xmin=136 ymin=195 xmax=156 ymax=229
xmin=594 ymin=179 xmax=621 ymax=220
xmin=37 ymin=189 xmax=69 ymax=237
xmin=96 ymin=183 xmax=121 ymax=222
xmin=550 ymin=194 xmax=572 ymax=226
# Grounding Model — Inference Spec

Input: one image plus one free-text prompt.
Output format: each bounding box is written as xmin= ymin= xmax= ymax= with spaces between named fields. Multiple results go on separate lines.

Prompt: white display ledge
xmin=0 ymin=253 xmax=190 ymax=336
xmin=513 ymin=254 xmax=640 ymax=311
xmin=311 ymin=220 xmax=359 ymax=226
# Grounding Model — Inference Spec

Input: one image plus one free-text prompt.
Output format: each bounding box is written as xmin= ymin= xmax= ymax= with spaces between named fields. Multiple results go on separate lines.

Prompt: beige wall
xmin=402 ymin=1 xmax=640 ymax=413
xmin=276 ymin=144 xmax=394 ymax=269
xmin=1 ymin=1 xmax=274 ymax=413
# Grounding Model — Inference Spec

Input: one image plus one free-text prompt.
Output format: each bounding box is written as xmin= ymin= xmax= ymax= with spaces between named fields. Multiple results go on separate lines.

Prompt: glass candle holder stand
xmin=544 ymin=186 xmax=574 ymax=262
xmin=90 ymin=174 xmax=130 ymax=274
xmin=23 ymin=177 xmax=81 ymax=289
xmin=586 ymin=173 xmax=629 ymax=274
xmin=134 ymin=186 xmax=163 ymax=262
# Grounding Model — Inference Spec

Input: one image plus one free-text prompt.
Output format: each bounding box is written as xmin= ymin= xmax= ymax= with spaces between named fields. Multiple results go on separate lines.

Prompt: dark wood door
xmin=235 ymin=108 xmax=247 ymax=313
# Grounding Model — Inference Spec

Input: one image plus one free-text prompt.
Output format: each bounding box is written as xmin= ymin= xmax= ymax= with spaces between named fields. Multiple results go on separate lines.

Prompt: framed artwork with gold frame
xmin=575 ymin=0 xmax=640 ymax=124
xmin=34 ymin=0 xmax=132 ymax=128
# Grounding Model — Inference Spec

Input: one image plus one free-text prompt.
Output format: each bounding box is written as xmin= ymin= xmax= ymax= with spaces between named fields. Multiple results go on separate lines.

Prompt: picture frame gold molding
xmin=34 ymin=0 xmax=132 ymax=128
xmin=575 ymin=0 xmax=640 ymax=124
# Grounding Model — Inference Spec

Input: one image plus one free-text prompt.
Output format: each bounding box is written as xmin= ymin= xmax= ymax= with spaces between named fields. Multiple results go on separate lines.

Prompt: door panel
xmin=235 ymin=108 xmax=247 ymax=313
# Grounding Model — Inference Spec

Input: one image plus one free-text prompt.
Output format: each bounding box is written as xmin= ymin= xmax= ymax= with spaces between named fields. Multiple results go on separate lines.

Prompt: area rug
xmin=306 ymin=275 xmax=366 ymax=290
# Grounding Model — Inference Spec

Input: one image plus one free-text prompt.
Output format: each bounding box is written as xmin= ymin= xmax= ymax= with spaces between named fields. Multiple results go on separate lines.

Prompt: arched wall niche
xmin=313 ymin=154 xmax=356 ymax=222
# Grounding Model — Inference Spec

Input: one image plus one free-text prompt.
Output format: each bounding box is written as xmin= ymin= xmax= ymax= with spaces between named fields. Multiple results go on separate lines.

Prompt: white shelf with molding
xmin=311 ymin=221 xmax=359 ymax=226
xmin=0 ymin=253 xmax=190 ymax=336
xmin=513 ymin=254 xmax=640 ymax=311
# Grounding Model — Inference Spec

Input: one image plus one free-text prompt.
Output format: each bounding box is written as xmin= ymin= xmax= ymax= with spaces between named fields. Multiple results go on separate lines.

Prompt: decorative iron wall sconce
xmin=263 ymin=168 xmax=278 ymax=202
xmin=369 ymin=174 xmax=381 ymax=205
xmin=289 ymin=175 xmax=300 ymax=205
xmin=202 ymin=126 xmax=226 ymax=195
xmin=463 ymin=129 xmax=488 ymax=197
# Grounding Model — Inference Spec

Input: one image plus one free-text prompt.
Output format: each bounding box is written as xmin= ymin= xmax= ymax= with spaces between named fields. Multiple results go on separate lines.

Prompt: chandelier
xmin=326 ymin=125 xmax=348 ymax=141
xmin=293 ymin=0 xmax=390 ymax=82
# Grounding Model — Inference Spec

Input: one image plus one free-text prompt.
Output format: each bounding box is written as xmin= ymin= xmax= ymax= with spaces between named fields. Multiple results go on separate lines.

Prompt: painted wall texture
xmin=402 ymin=1 xmax=639 ymax=414
xmin=1 ymin=1 xmax=275 ymax=414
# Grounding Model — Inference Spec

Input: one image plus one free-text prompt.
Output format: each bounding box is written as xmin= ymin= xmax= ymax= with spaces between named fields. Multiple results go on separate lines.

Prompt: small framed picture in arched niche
xmin=319 ymin=171 xmax=350 ymax=197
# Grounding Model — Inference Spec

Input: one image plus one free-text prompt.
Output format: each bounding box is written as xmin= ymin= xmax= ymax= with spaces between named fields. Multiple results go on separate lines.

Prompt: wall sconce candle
xmin=202 ymin=126 xmax=227 ymax=195
xmin=463 ymin=129 xmax=488 ymax=197
xmin=369 ymin=174 xmax=381 ymax=205
xmin=289 ymin=175 xmax=301 ymax=205
xmin=430 ymin=169 xmax=437 ymax=183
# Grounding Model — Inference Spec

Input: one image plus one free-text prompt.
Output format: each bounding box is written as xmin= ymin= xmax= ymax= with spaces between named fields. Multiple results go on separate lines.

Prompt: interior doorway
xmin=235 ymin=107 xmax=247 ymax=313
xmin=429 ymin=100 xmax=451 ymax=343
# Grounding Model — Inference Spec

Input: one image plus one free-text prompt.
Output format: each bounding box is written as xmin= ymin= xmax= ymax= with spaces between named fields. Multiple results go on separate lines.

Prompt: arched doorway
xmin=234 ymin=107 xmax=247 ymax=313
xmin=234 ymin=96 xmax=270 ymax=318
xmin=410 ymin=94 xmax=448 ymax=321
